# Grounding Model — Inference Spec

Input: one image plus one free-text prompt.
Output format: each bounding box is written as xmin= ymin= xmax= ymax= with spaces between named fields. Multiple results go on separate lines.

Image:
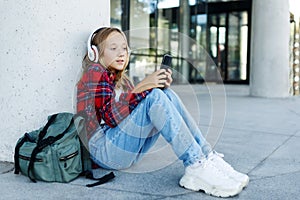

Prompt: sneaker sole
xmin=231 ymin=174 xmax=250 ymax=189
xmin=241 ymin=176 xmax=250 ymax=188
xmin=179 ymin=175 xmax=243 ymax=198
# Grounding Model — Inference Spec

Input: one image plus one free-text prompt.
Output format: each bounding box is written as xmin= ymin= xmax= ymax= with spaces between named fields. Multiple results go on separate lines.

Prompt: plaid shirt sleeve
xmin=98 ymin=72 xmax=152 ymax=128
xmin=77 ymin=64 xmax=151 ymax=131
xmin=77 ymin=65 xmax=103 ymax=134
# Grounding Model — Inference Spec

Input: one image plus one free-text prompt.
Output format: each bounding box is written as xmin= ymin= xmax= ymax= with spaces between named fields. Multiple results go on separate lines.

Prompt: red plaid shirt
xmin=77 ymin=64 xmax=151 ymax=139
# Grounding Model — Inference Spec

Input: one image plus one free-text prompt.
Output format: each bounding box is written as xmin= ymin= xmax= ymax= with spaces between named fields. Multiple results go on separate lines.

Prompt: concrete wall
xmin=0 ymin=0 xmax=110 ymax=162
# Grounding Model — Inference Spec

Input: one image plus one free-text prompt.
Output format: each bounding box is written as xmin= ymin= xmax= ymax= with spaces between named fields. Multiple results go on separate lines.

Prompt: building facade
xmin=111 ymin=0 xmax=300 ymax=97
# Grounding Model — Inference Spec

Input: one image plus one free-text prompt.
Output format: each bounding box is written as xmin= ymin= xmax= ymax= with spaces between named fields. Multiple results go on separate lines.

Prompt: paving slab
xmin=235 ymin=171 xmax=300 ymax=200
xmin=224 ymin=96 xmax=300 ymax=135
xmin=249 ymin=134 xmax=300 ymax=178
xmin=1 ymin=85 xmax=300 ymax=200
xmin=213 ymin=128 xmax=291 ymax=175
xmin=0 ymin=161 xmax=14 ymax=174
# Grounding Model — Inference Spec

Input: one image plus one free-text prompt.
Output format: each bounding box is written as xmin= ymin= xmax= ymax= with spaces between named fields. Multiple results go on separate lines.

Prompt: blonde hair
xmin=82 ymin=27 xmax=131 ymax=90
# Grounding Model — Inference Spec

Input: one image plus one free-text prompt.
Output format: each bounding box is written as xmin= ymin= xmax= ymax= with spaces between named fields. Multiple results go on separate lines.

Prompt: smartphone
xmin=160 ymin=54 xmax=172 ymax=70
xmin=159 ymin=54 xmax=172 ymax=89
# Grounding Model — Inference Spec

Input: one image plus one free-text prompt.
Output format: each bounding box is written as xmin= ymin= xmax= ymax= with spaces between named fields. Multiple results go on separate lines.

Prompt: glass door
xmin=207 ymin=13 xmax=226 ymax=81
xmin=207 ymin=11 xmax=249 ymax=83
xmin=227 ymin=11 xmax=248 ymax=81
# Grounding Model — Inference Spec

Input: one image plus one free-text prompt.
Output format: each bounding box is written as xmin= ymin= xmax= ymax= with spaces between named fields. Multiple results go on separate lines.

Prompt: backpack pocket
xmin=55 ymin=138 xmax=82 ymax=182
xmin=18 ymin=145 xmax=55 ymax=182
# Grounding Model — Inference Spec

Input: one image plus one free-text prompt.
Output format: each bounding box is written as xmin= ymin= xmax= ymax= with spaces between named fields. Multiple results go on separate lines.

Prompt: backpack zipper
xmin=59 ymin=151 xmax=79 ymax=161
xmin=19 ymin=155 xmax=43 ymax=162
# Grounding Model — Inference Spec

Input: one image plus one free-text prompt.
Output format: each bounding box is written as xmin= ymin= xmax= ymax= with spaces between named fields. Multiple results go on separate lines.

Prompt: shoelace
xmin=209 ymin=151 xmax=234 ymax=171
xmin=213 ymin=151 xmax=225 ymax=158
xmin=205 ymin=158 xmax=230 ymax=177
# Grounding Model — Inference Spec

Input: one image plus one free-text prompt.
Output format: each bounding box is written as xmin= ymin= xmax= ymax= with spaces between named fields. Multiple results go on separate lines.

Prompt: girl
xmin=77 ymin=27 xmax=249 ymax=198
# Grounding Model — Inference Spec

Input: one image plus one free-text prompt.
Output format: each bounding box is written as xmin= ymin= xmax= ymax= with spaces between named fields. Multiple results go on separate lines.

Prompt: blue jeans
xmin=89 ymin=88 xmax=212 ymax=170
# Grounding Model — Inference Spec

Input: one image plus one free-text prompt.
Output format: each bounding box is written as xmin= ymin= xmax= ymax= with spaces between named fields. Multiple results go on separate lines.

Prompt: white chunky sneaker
xmin=207 ymin=151 xmax=249 ymax=188
xmin=179 ymin=159 xmax=243 ymax=198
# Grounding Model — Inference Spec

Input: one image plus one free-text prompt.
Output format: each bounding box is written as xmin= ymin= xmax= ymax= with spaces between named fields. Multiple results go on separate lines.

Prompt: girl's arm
xmin=94 ymin=68 xmax=172 ymax=128
xmin=94 ymin=70 xmax=151 ymax=127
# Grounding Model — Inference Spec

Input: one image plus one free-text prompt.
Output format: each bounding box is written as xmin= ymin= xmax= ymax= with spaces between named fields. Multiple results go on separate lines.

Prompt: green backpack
xmin=14 ymin=112 xmax=114 ymax=186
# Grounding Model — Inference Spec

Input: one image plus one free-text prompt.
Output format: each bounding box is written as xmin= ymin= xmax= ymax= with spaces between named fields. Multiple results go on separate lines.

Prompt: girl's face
xmin=102 ymin=31 xmax=129 ymax=72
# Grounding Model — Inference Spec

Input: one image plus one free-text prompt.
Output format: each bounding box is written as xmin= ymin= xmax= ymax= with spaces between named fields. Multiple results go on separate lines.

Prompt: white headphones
xmin=87 ymin=27 xmax=106 ymax=62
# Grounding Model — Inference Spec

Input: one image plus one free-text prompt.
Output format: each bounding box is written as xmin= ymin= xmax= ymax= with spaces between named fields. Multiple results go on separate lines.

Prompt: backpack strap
xmin=73 ymin=112 xmax=92 ymax=173
xmin=37 ymin=114 xmax=59 ymax=143
xmin=14 ymin=114 xmax=58 ymax=177
xmin=14 ymin=133 xmax=35 ymax=174
xmin=86 ymin=172 xmax=115 ymax=187
xmin=27 ymin=115 xmax=74 ymax=182
xmin=73 ymin=112 xmax=115 ymax=187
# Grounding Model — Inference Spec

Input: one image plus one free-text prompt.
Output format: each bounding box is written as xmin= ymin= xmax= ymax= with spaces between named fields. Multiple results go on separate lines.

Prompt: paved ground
xmin=1 ymin=84 xmax=300 ymax=200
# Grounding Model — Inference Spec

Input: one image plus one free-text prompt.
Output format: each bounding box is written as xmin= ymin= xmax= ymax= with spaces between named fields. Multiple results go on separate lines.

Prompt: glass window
xmin=227 ymin=11 xmax=248 ymax=81
xmin=110 ymin=0 xmax=122 ymax=29
xmin=111 ymin=0 xmax=251 ymax=84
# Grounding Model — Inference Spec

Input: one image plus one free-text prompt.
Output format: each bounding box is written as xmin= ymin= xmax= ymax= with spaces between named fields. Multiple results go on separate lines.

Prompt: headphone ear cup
xmin=88 ymin=44 xmax=99 ymax=62
xmin=87 ymin=27 xmax=106 ymax=62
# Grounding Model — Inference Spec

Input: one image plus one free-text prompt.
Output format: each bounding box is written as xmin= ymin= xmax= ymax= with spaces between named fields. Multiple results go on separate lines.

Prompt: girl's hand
xmin=164 ymin=69 xmax=173 ymax=88
xmin=132 ymin=69 xmax=168 ymax=93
